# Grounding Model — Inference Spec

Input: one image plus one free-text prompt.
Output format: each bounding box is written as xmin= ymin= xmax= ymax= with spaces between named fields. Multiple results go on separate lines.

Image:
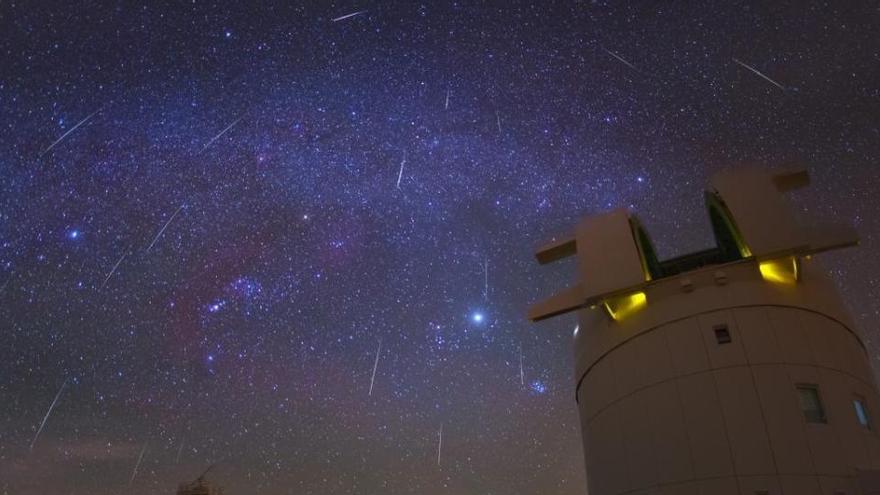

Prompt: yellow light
xmin=602 ymin=291 xmax=647 ymax=321
xmin=759 ymin=257 xmax=798 ymax=284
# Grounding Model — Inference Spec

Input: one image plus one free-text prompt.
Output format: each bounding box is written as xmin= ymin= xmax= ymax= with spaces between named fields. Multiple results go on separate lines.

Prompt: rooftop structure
xmin=176 ymin=465 xmax=224 ymax=495
xmin=176 ymin=477 xmax=223 ymax=495
xmin=529 ymin=168 xmax=880 ymax=494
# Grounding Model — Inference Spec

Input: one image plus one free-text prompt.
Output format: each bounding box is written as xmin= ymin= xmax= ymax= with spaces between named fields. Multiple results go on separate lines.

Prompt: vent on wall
xmin=798 ymin=384 xmax=828 ymax=424
xmin=714 ymin=324 xmax=732 ymax=344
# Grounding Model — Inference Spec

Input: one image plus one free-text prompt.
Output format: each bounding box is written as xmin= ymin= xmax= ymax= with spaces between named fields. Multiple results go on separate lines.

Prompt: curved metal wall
xmin=575 ymin=260 xmax=880 ymax=495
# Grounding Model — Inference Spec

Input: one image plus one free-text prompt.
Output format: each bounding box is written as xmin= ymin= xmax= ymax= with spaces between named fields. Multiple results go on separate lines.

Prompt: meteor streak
xmin=332 ymin=10 xmax=365 ymax=22
xmin=39 ymin=109 xmax=101 ymax=158
xmin=483 ymin=258 xmax=489 ymax=300
xmin=145 ymin=205 xmax=184 ymax=252
xmin=201 ymin=116 xmax=243 ymax=152
xmin=130 ymin=441 xmax=148 ymax=484
xmin=30 ymin=378 xmax=68 ymax=450
xmin=368 ymin=338 xmax=382 ymax=396
xmin=519 ymin=345 xmax=524 ymax=386
xmin=437 ymin=424 xmax=443 ymax=466
xmin=396 ymin=151 xmax=406 ymax=189
xmin=101 ymin=253 xmax=126 ymax=288
xmin=602 ymin=47 xmax=639 ymax=72
xmin=732 ymin=58 xmax=786 ymax=90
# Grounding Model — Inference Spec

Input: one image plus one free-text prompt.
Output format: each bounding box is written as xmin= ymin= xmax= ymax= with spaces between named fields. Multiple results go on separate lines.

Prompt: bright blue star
xmin=530 ymin=380 xmax=547 ymax=394
xmin=66 ymin=229 xmax=80 ymax=240
xmin=471 ymin=311 xmax=484 ymax=323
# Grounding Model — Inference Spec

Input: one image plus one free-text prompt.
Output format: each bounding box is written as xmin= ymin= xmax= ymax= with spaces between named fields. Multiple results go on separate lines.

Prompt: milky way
xmin=1 ymin=2 xmax=878 ymax=494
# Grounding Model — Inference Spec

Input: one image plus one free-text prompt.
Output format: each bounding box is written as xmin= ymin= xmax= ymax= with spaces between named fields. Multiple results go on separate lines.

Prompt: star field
xmin=1 ymin=2 xmax=879 ymax=494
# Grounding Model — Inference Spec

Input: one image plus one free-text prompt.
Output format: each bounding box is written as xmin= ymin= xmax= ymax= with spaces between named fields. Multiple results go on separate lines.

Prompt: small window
xmin=714 ymin=324 xmax=732 ymax=344
xmin=854 ymin=397 xmax=871 ymax=429
xmin=798 ymin=385 xmax=827 ymax=424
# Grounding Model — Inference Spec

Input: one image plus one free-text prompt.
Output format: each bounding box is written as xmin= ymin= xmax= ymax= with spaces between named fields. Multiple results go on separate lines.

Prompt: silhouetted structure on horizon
xmin=177 ymin=464 xmax=224 ymax=495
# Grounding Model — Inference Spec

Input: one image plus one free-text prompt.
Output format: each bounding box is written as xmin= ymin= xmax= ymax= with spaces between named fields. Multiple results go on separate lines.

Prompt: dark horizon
xmin=1 ymin=2 xmax=878 ymax=494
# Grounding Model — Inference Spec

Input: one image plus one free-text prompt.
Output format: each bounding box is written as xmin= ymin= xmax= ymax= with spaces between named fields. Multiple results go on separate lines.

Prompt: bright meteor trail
xmin=201 ymin=116 xmax=243 ymax=152
xmin=145 ymin=205 xmax=184 ymax=252
xmin=101 ymin=253 xmax=126 ymax=288
xmin=396 ymin=151 xmax=406 ymax=189
xmin=437 ymin=424 xmax=443 ymax=466
xmin=39 ymin=109 xmax=100 ymax=158
xmin=602 ymin=47 xmax=639 ymax=73
xmin=29 ymin=378 xmax=67 ymax=451
xmin=368 ymin=338 xmax=382 ymax=396
xmin=129 ymin=441 xmax=148 ymax=485
xmin=332 ymin=11 xmax=365 ymax=22
xmin=733 ymin=57 xmax=786 ymax=90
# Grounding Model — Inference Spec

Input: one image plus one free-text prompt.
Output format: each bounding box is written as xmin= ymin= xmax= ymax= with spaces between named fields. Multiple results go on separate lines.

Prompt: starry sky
xmin=1 ymin=2 xmax=878 ymax=494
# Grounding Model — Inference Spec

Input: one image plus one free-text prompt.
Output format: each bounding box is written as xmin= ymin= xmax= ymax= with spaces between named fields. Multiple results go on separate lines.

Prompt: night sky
xmin=1 ymin=2 xmax=878 ymax=494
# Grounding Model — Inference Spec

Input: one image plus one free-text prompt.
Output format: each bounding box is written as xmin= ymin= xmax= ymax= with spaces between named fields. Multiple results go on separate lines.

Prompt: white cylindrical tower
xmin=530 ymin=169 xmax=880 ymax=495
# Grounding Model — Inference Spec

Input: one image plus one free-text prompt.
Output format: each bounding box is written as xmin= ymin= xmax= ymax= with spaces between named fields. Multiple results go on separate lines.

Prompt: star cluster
xmin=1 ymin=2 xmax=879 ymax=494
